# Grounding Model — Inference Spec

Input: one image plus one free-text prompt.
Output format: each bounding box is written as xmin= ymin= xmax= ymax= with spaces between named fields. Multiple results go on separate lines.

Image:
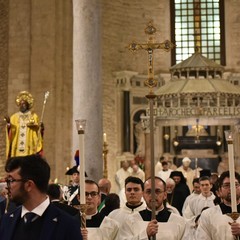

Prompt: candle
xmin=195 ymin=158 xmax=198 ymax=178
xmin=225 ymin=131 xmax=237 ymax=212
xmin=66 ymin=167 xmax=70 ymax=185
xmin=78 ymin=133 xmax=85 ymax=204
xmin=103 ymin=133 xmax=107 ymax=143
xmin=228 ymin=143 xmax=237 ymax=212
xmin=75 ymin=119 xmax=86 ymax=205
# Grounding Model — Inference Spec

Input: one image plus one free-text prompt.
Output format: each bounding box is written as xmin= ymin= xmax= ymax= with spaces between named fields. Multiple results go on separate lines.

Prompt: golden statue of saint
xmin=5 ymin=91 xmax=43 ymax=158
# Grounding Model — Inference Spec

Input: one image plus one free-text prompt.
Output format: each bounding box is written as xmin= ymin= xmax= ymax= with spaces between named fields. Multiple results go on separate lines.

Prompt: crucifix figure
xmin=128 ymin=21 xmax=174 ymax=240
xmin=128 ymin=20 xmax=174 ymax=93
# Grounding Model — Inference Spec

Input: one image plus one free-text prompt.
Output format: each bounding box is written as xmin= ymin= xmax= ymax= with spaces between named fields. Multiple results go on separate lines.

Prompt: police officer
xmin=64 ymin=166 xmax=80 ymax=207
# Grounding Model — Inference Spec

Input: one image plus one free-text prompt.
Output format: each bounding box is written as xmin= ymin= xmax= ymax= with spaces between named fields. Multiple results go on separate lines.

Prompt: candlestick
xmin=75 ymin=119 xmax=86 ymax=204
xmin=103 ymin=141 xmax=108 ymax=178
xmin=224 ymin=130 xmax=237 ymax=212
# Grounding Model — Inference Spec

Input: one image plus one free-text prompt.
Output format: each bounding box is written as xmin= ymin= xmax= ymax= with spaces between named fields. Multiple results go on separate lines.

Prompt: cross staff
xmin=40 ymin=91 xmax=50 ymax=123
xmin=35 ymin=91 xmax=50 ymax=153
xmin=128 ymin=21 xmax=174 ymax=239
xmin=128 ymin=20 xmax=175 ymax=93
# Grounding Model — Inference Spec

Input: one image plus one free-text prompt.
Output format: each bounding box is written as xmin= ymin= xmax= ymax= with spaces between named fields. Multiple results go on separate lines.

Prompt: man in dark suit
xmin=0 ymin=154 xmax=82 ymax=240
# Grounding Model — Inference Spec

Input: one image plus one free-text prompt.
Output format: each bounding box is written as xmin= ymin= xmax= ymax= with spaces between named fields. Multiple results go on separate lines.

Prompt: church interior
xmin=0 ymin=0 xmax=240 ymax=193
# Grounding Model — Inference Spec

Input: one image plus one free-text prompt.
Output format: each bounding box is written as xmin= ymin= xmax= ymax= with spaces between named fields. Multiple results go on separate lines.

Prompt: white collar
xmin=21 ymin=196 xmax=50 ymax=218
xmin=146 ymin=205 xmax=164 ymax=215
xmin=86 ymin=211 xmax=98 ymax=219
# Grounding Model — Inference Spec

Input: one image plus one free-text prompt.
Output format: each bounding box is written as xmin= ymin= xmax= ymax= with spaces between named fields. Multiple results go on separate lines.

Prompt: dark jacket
xmin=0 ymin=203 xmax=82 ymax=240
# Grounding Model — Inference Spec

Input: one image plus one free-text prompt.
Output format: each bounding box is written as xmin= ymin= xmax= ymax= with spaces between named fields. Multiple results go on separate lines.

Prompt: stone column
xmin=72 ymin=0 xmax=102 ymax=181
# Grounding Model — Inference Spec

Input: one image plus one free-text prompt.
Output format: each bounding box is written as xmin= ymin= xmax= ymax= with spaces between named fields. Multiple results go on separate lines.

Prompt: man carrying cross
xmin=127 ymin=21 xmax=175 ymax=240
xmin=118 ymin=177 xmax=186 ymax=240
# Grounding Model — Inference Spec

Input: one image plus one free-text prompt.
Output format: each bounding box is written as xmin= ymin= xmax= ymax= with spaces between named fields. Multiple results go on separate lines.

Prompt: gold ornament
xmin=15 ymin=91 xmax=34 ymax=109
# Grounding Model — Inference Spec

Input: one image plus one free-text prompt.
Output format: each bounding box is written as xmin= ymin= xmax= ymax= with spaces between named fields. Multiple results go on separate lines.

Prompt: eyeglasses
xmin=85 ymin=191 xmax=99 ymax=198
xmin=221 ymin=183 xmax=240 ymax=189
xmin=5 ymin=178 xmax=27 ymax=186
xmin=145 ymin=189 xmax=165 ymax=195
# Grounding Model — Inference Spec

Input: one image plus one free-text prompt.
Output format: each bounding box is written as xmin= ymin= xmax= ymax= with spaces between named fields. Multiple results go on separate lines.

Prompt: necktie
xmin=24 ymin=212 xmax=37 ymax=224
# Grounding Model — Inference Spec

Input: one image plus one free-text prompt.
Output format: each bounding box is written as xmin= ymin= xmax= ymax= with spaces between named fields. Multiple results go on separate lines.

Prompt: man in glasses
xmin=196 ymin=171 xmax=240 ymax=239
xmin=84 ymin=179 xmax=104 ymax=227
xmin=118 ymin=176 xmax=186 ymax=239
xmin=81 ymin=179 xmax=118 ymax=240
xmin=0 ymin=154 xmax=82 ymax=240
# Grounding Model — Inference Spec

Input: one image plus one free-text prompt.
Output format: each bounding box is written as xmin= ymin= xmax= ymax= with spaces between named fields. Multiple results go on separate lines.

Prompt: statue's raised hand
xmin=4 ymin=116 xmax=10 ymax=124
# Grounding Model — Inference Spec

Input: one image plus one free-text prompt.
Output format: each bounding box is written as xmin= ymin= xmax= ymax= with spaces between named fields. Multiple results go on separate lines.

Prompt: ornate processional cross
xmin=128 ymin=20 xmax=175 ymax=94
xmin=128 ymin=21 xmax=174 ymax=238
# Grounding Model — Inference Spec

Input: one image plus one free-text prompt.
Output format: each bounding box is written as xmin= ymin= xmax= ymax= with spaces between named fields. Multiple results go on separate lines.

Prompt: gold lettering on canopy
xmin=154 ymin=107 xmax=240 ymax=118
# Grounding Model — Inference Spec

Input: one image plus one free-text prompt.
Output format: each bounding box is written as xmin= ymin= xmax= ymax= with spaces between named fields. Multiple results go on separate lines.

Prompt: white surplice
xmin=118 ymin=211 xmax=186 ymax=240
xmin=87 ymin=216 xmax=119 ymax=240
xmin=195 ymin=205 xmax=240 ymax=240
xmin=183 ymin=192 xmax=215 ymax=222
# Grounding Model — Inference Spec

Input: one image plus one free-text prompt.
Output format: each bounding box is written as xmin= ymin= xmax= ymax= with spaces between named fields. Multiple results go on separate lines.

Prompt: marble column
xmin=72 ymin=0 xmax=102 ymax=181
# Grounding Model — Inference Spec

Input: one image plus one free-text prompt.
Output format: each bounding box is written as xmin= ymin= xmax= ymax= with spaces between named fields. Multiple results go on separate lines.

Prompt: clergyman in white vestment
xmin=118 ymin=177 xmax=186 ymax=240
xmin=196 ymin=171 xmax=240 ymax=239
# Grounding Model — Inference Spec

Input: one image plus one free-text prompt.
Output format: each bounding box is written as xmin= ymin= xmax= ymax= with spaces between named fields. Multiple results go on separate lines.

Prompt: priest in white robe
xmin=117 ymin=177 xmax=186 ymax=240
xmin=115 ymin=161 xmax=131 ymax=193
xmin=196 ymin=171 xmax=240 ymax=239
xmin=81 ymin=179 xmax=119 ymax=240
xmin=177 ymin=157 xmax=195 ymax=192
xmin=108 ymin=176 xmax=146 ymax=226
xmin=182 ymin=178 xmax=201 ymax=213
xmin=183 ymin=176 xmax=215 ymax=222
xmin=87 ymin=216 xmax=119 ymax=240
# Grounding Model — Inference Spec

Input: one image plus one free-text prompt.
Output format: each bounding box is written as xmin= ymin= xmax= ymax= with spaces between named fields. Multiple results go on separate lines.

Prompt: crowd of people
xmin=1 ymin=91 xmax=240 ymax=239
xmin=1 ymin=153 xmax=240 ymax=240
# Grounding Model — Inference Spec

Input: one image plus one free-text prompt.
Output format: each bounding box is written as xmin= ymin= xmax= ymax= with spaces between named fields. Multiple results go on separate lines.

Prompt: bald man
xmin=98 ymin=178 xmax=111 ymax=211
